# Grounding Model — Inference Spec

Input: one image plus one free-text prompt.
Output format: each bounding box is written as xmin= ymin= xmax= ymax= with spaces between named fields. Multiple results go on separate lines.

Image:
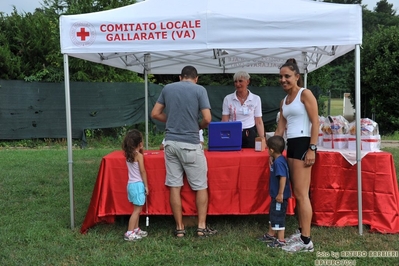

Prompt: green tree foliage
xmin=2 ymin=0 xmax=399 ymax=135
xmin=0 ymin=11 xmax=56 ymax=80
xmin=312 ymin=0 xmax=399 ymax=133
xmin=54 ymin=0 xmax=137 ymax=14
xmin=0 ymin=0 xmax=143 ymax=82
xmin=301 ymin=2 xmax=360 ymax=102
xmin=374 ymin=0 xmax=396 ymax=15
xmin=363 ymin=2 xmax=398 ymax=33
xmin=352 ymin=26 xmax=399 ymax=134
xmin=345 ymin=0 xmax=399 ymax=134
xmin=0 ymin=15 xmax=23 ymax=79
xmin=308 ymin=63 xmax=354 ymax=99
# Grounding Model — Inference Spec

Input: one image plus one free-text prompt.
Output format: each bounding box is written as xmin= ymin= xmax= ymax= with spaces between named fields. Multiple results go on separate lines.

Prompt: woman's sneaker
xmin=124 ymin=232 xmax=142 ymax=241
xmin=135 ymin=228 xmax=148 ymax=237
xmin=282 ymin=239 xmax=314 ymax=253
xmin=285 ymin=229 xmax=301 ymax=243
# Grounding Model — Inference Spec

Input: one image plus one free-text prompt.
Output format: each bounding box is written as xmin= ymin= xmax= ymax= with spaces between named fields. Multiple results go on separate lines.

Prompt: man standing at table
xmin=151 ymin=65 xmax=217 ymax=238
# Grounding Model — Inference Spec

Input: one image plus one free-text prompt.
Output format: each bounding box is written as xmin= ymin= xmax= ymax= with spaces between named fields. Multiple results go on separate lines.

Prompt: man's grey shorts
xmin=164 ymin=140 xmax=208 ymax=190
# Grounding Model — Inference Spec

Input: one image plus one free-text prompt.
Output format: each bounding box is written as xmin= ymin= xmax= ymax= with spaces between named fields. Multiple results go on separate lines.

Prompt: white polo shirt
xmin=222 ymin=90 xmax=262 ymax=129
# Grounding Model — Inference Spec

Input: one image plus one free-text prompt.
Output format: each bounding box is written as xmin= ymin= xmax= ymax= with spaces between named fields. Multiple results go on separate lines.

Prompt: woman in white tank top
xmin=274 ymin=58 xmax=319 ymax=253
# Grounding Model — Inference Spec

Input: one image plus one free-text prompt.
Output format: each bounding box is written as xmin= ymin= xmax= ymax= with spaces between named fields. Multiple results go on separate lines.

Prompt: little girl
xmin=122 ymin=129 xmax=149 ymax=241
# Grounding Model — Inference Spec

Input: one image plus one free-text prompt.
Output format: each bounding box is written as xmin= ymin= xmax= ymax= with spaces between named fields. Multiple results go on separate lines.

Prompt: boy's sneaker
xmin=124 ymin=232 xmax=142 ymax=241
xmin=257 ymin=233 xmax=276 ymax=242
xmin=285 ymin=229 xmax=301 ymax=243
xmin=135 ymin=228 xmax=148 ymax=237
xmin=282 ymin=239 xmax=314 ymax=253
xmin=267 ymin=239 xmax=286 ymax=248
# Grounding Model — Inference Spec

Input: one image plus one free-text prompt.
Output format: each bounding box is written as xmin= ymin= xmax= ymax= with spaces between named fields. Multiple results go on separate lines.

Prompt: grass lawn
xmin=1 ymin=145 xmax=399 ymax=265
xmin=325 ymin=98 xmax=345 ymax=117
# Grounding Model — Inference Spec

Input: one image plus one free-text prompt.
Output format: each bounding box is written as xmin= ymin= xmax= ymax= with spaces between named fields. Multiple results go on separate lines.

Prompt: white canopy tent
xmin=59 ymin=0 xmax=363 ymax=231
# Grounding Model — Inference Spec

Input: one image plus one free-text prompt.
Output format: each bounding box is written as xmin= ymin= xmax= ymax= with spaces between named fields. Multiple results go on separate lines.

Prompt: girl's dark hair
xmin=267 ymin=135 xmax=285 ymax=154
xmin=122 ymin=129 xmax=143 ymax=162
xmin=280 ymin=58 xmax=304 ymax=87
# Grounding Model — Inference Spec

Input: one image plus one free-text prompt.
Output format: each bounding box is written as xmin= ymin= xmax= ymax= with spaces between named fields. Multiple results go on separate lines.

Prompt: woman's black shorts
xmin=286 ymin=137 xmax=311 ymax=160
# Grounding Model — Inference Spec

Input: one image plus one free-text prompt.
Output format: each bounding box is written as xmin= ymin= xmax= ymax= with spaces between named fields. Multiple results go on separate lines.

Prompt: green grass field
xmin=0 ymin=99 xmax=397 ymax=265
xmin=0 ymin=146 xmax=398 ymax=265
xmin=325 ymin=98 xmax=345 ymax=117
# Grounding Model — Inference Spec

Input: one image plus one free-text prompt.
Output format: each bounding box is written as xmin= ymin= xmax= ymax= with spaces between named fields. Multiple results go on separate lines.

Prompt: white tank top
xmin=126 ymin=161 xmax=143 ymax=183
xmin=282 ymin=88 xmax=311 ymax=139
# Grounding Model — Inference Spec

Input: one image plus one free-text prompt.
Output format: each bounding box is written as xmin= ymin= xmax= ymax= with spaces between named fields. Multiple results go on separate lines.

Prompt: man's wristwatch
xmin=309 ymin=144 xmax=317 ymax=151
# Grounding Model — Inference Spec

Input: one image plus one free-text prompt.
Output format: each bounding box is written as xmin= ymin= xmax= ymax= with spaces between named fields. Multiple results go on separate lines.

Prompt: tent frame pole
xmin=63 ymin=54 xmax=75 ymax=229
xmin=144 ymin=72 xmax=149 ymax=150
xmin=355 ymin=44 xmax=362 ymax=235
xmin=144 ymin=54 xmax=149 ymax=150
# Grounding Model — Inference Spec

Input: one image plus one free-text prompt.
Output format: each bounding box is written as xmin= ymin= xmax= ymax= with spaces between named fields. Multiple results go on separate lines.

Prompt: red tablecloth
xmin=81 ymin=149 xmax=399 ymax=234
xmin=310 ymin=151 xmax=399 ymax=233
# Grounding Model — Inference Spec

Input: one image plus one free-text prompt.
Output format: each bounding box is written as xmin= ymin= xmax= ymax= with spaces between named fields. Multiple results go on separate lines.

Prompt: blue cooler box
xmin=208 ymin=121 xmax=242 ymax=151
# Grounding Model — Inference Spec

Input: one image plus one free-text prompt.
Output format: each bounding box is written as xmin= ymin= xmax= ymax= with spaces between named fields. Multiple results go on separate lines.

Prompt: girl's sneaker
xmin=124 ymin=232 xmax=142 ymax=241
xmin=135 ymin=228 xmax=148 ymax=237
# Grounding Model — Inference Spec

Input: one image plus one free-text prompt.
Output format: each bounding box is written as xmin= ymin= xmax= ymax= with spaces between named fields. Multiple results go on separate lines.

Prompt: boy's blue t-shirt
xmin=269 ymin=155 xmax=291 ymax=199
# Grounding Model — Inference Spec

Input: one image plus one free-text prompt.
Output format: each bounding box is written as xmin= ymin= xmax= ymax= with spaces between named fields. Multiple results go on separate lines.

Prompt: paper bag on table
xmin=255 ymin=137 xmax=266 ymax=151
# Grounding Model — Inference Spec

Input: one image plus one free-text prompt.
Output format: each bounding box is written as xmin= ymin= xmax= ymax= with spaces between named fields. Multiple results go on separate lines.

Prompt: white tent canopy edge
xmin=60 ymin=0 xmax=362 ymax=74
xmin=59 ymin=0 xmax=363 ymax=232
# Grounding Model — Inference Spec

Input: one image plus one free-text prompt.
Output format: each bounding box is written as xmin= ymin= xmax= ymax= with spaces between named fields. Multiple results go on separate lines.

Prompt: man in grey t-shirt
xmin=151 ymin=66 xmax=217 ymax=238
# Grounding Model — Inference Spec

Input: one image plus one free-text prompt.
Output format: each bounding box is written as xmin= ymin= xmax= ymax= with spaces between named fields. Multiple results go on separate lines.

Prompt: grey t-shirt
xmin=157 ymin=80 xmax=211 ymax=144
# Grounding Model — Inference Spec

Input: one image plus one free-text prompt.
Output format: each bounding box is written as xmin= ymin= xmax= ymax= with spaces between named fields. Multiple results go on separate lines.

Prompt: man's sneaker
xmin=285 ymin=229 xmax=301 ymax=243
xmin=282 ymin=239 xmax=314 ymax=253
xmin=257 ymin=233 xmax=276 ymax=242
xmin=267 ymin=239 xmax=287 ymax=248
xmin=135 ymin=228 xmax=148 ymax=237
xmin=124 ymin=232 xmax=142 ymax=241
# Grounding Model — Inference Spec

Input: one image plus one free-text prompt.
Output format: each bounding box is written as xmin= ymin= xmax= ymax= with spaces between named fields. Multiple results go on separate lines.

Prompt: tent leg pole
xmin=144 ymin=54 xmax=150 ymax=150
xmin=64 ymin=54 xmax=75 ymax=229
xmin=145 ymin=71 xmax=149 ymax=150
xmin=355 ymin=45 xmax=362 ymax=235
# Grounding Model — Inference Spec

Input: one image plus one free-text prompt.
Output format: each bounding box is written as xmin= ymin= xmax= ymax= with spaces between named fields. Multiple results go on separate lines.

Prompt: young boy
xmin=259 ymin=135 xmax=291 ymax=248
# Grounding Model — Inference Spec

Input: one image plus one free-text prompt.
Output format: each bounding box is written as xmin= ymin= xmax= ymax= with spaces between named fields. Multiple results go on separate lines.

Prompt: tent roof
xmin=59 ymin=0 xmax=362 ymax=74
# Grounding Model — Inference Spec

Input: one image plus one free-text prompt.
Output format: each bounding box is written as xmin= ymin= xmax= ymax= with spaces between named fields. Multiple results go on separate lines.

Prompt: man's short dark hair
xmin=267 ymin=135 xmax=285 ymax=154
xmin=181 ymin=66 xmax=198 ymax=79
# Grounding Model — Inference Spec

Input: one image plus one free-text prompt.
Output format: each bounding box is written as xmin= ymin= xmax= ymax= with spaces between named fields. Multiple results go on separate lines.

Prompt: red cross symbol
xmin=76 ymin=27 xmax=90 ymax=41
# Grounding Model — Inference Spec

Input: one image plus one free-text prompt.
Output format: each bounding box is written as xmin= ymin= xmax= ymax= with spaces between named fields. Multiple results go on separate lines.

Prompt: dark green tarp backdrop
xmin=0 ymin=80 xmax=286 ymax=140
